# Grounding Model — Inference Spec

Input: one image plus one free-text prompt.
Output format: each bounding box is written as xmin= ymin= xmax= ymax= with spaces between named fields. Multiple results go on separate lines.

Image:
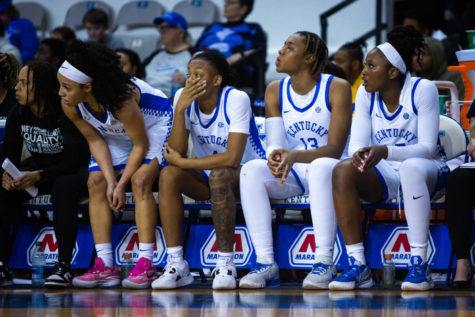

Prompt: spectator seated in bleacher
xmin=0 ymin=52 xmax=18 ymax=117
xmin=0 ymin=0 xmax=38 ymax=63
xmin=153 ymin=51 xmax=265 ymax=290
xmin=34 ymin=38 xmax=66 ymax=68
xmin=82 ymin=8 xmax=124 ymax=51
xmin=445 ymin=99 xmax=475 ymax=289
xmin=0 ymin=20 xmax=21 ymax=66
xmin=57 ymin=40 xmax=173 ymax=289
xmin=333 ymin=41 xmax=364 ymax=108
xmin=412 ymin=36 xmax=465 ymax=100
xmin=50 ymin=26 xmax=76 ymax=44
xmin=329 ymin=27 xmax=450 ymax=292
xmin=116 ymin=48 xmax=145 ymax=79
xmin=142 ymin=11 xmax=193 ymax=98
xmin=195 ymin=0 xmax=266 ymax=93
xmin=0 ymin=61 xmax=90 ymax=288
xmin=239 ymin=31 xmax=352 ymax=290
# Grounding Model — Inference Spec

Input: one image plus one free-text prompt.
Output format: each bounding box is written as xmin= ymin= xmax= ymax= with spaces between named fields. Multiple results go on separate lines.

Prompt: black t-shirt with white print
xmin=1 ymin=105 xmax=89 ymax=182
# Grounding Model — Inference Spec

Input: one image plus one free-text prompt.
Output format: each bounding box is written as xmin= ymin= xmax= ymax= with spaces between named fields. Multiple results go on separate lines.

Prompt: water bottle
xmin=170 ymin=69 xmax=181 ymax=97
xmin=382 ymin=253 xmax=395 ymax=287
xmin=31 ymin=241 xmax=46 ymax=287
xmin=120 ymin=253 xmax=134 ymax=280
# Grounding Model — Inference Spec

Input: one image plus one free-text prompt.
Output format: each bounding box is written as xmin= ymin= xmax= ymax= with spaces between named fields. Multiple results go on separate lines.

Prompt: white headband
xmin=377 ymin=42 xmax=407 ymax=74
xmin=58 ymin=60 xmax=93 ymax=84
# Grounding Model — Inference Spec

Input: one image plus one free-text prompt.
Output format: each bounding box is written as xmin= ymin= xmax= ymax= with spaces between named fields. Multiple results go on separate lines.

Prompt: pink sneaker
xmin=72 ymin=258 xmax=120 ymax=288
xmin=122 ymin=257 xmax=157 ymax=289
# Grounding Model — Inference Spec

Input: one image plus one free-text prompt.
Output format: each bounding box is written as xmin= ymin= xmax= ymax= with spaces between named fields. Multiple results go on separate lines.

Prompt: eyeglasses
xmin=158 ymin=25 xmax=177 ymax=32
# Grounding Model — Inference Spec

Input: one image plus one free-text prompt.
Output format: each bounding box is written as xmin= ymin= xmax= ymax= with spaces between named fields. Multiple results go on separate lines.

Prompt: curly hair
xmin=295 ymin=31 xmax=328 ymax=75
xmin=0 ymin=52 xmax=19 ymax=90
xmin=22 ymin=61 xmax=62 ymax=127
xmin=65 ymin=40 xmax=134 ymax=115
xmin=386 ymin=26 xmax=425 ymax=74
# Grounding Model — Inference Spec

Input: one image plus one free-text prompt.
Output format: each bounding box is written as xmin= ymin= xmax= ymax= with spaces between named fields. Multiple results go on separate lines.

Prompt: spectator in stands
xmin=329 ymin=27 xmax=449 ymax=291
xmin=403 ymin=7 xmax=459 ymax=66
xmin=50 ymin=26 xmax=76 ymax=44
xmin=0 ymin=0 xmax=38 ymax=63
xmin=0 ymin=21 xmax=21 ymax=66
xmin=333 ymin=42 xmax=364 ymax=107
xmin=34 ymin=38 xmax=66 ymax=68
xmin=0 ymin=52 xmax=19 ymax=117
xmin=82 ymin=8 xmax=124 ymax=50
xmin=0 ymin=61 xmax=89 ymax=287
xmin=116 ymin=48 xmax=144 ymax=79
xmin=58 ymin=40 xmax=172 ymax=289
xmin=195 ymin=0 xmax=266 ymax=91
xmin=143 ymin=12 xmax=193 ymax=98
xmin=445 ymin=100 xmax=475 ymax=289
xmin=152 ymin=51 xmax=265 ymax=290
xmin=413 ymin=36 xmax=465 ymax=100
xmin=239 ymin=32 xmax=352 ymax=289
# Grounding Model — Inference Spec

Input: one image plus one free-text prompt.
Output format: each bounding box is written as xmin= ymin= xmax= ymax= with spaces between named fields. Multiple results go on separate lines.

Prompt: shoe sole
xmin=401 ymin=280 xmax=434 ymax=291
xmin=239 ymin=278 xmax=280 ymax=289
xmin=45 ymin=281 xmax=71 ymax=288
xmin=72 ymin=278 xmax=120 ymax=288
xmin=122 ymin=278 xmax=155 ymax=289
xmin=303 ymin=281 xmax=330 ymax=289
xmin=213 ymin=280 xmax=237 ymax=290
xmin=152 ymin=274 xmax=194 ymax=289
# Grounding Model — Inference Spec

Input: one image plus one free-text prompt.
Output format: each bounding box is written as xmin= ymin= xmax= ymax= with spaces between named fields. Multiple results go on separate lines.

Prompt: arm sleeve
xmin=40 ymin=118 xmax=89 ymax=182
xmin=387 ymin=80 xmax=439 ymax=160
xmin=227 ymin=90 xmax=252 ymax=134
xmin=265 ymin=117 xmax=286 ymax=157
xmin=0 ymin=106 xmax=23 ymax=166
xmin=172 ymin=88 xmax=191 ymax=131
xmin=348 ymin=85 xmax=373 ymax=156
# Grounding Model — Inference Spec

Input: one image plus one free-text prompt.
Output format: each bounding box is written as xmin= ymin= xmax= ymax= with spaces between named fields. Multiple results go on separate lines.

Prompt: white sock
xmin=399 ymin=158 xmax=439 ymax=264
xmin=346 ymin=242 xmax=366 ymax=265
xmin=240 ymin=159 xmax=301 ymax=265
xmin=217 ymin=252 xmax=234 ymax=266
xmin=308 ymin=158 xmax=339 ymax=261
xmin=139 ymin=242 xmax=154 ymax=261
xmin=95 ymin=243 xmax=113 ymax=268
xmin=167 ymin=245 xmax=183 ymax=262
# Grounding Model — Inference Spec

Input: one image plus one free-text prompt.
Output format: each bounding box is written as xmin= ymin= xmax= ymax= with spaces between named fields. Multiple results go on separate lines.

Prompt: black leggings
xmin=0 ymin=166 xmax=88 ymax=265
xmin=445 ymin=167 xmax=475 ymax=260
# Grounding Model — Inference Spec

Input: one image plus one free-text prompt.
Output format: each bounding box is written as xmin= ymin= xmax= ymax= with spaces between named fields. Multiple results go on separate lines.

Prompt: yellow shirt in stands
xmin=351 ymin=73 xmax=364 ymax=110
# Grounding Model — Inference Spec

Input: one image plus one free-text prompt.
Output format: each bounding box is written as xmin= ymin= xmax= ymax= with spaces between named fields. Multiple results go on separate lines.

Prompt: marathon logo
xmin=115 ymin=226 xmax=166 ymax=266
xmin=200 ymin=226 xmax=254 ymax=267
xmin=381 ymin=227 xmax=435 ymax=268
xmin=288 ymin=227 xmax=342 ymax=268
xmin=27 ymin=227 xmax=78 ymax=267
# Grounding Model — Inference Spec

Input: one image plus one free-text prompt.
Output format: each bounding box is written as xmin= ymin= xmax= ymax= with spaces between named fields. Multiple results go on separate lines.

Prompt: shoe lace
xmin=312 ymin=262 xmax=330 ymax=274
xmin=407 ymin=264 xmax=424 ymax=278
xmin=87 ymin=259 xmax=105 ymax=274
xmin=250 ymin=263 xmax=269 ymax=274
xmin=341 ymin=264 xmax=363 ymax=280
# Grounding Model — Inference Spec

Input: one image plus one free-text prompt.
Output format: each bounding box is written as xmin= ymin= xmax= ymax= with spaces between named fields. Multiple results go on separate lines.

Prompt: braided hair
xmin=190 ymin=50 xmax=234 ymax=87
xmin=65 ymin=40 xmax=134 ymax=115
xmin=0 ymin=53 xmax=19 ymax=90
xmin=295 ymin=31 xmax=328 ymax=75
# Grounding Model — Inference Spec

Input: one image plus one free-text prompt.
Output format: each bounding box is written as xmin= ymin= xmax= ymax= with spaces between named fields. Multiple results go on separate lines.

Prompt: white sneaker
xmin=212 ymin=259 xmax=237 ymax=289
xmin=239 ymin=262 xmax=280 ymax=289
xmin=303 ymin=257 xmax=337 ymax=289
xmin=151 ymin=258 xmax=194 ymax=289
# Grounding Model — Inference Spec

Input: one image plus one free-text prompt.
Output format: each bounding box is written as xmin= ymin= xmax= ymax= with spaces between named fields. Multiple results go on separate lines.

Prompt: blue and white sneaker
xmin=328 ymin=256 xmax=374 ymax=290
xmin=303 ymin=258 xmax=337 ymax=289
xmin=401 ymin=256 xmax=434 ymax=291
xmin=239 ymin=262 xmax=280 ymax=288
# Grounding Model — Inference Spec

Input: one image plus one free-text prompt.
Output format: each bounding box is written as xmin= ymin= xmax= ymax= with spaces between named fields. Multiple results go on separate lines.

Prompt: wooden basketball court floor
xmin=1 ymin=283 xmax=474 ymax=316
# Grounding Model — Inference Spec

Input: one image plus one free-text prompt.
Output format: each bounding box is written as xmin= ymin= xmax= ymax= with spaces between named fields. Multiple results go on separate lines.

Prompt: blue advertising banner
xmin=275 ymin=225 xmax=348 ymax=269
xmin=185 ymin=225 xmax=256 ymax=269
xmin=9 ymin=224 xmax=94 ymax=269
xmin=365 ymin=224 xmax=451 ymax=269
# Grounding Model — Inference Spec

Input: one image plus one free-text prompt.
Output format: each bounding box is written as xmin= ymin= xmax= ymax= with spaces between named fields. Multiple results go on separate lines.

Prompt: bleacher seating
xmin=15 ymin=2 xmax=48 ymax=39
xmin=113 ymin=0 xmax=165 ymax=61
xmin=172 ymin=0 xmax=219 ymax=44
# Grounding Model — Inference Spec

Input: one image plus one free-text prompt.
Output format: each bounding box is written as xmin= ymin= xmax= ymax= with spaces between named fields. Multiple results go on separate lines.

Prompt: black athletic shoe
xmin=0 ymin=265 xmax=13 ymax=286
xmin=45 ymin=261 xmax=73 ymax=288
